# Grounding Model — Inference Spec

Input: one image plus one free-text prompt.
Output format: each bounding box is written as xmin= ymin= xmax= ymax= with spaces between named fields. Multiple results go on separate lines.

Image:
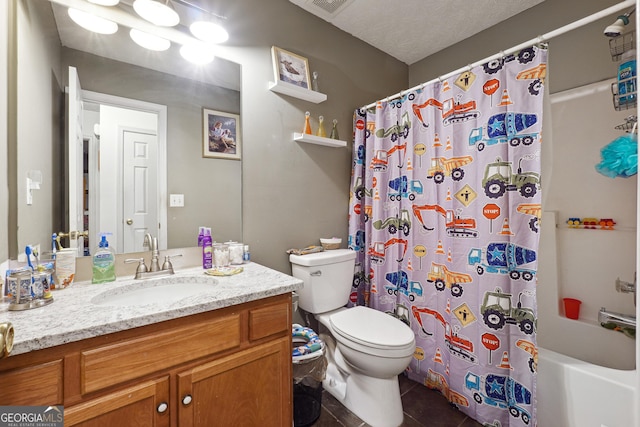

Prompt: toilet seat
xmin=292 ymin=324 xmax=324 ymax=361
xmin=329 ymin=306 xmax=415 ymax=357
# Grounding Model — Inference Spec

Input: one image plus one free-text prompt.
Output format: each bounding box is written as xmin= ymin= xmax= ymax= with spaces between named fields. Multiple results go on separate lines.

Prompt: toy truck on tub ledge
xmin=468 ymin=242 xmax=537 ymax=281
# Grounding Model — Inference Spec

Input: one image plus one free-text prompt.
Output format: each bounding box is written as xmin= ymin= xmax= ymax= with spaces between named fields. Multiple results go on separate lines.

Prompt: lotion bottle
xmin=197 ymin=226 xmax=205 ymax=246
xmin=202 ymin=228 xmax=213 ymax=269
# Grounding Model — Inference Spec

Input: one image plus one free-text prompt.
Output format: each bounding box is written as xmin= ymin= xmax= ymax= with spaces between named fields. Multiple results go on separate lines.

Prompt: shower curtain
xmin=348 ymin=45 xmax=547 ymax=426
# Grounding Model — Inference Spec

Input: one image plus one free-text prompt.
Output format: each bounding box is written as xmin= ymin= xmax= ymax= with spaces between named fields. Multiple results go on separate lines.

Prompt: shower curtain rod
xmin=363 ymin=0 xmax=635 ymax=109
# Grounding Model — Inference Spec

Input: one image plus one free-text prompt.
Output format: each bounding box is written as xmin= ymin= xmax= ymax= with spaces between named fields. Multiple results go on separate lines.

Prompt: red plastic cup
xmin=563 ymin=298 xmax=582 ymax=320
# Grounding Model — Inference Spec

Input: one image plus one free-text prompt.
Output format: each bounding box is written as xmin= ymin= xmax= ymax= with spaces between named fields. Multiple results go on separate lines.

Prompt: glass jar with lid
xmin=213 ymin=243 xmax=230 ymax=269
xmin=227 ymin=242 xmax=244 ymax=265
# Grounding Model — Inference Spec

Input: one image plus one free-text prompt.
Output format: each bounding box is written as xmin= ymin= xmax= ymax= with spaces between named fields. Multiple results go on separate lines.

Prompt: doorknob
xmin=126 ymin=219 xmax=133 ymax=225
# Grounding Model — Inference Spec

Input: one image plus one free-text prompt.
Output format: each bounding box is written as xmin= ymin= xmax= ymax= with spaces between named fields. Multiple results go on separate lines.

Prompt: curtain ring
xmin=536 ymin=35 xmax=547 ymax=49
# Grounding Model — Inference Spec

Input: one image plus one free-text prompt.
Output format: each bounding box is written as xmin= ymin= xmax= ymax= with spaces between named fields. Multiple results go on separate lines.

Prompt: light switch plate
xmin=169 ymin=194 xmax=184 ymax=207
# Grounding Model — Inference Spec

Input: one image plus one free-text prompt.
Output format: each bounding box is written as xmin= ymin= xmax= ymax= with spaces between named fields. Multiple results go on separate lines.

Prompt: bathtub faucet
xmin=598 ymin=307 xmax=636 ymax=329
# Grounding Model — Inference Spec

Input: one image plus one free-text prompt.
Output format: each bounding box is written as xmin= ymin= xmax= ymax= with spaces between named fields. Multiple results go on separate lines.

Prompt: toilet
xmin=290 ymin=249 xmax=415 ymax=427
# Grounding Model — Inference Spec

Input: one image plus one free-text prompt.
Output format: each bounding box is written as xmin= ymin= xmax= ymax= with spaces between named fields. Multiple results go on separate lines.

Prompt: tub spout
xmin=599 ymin=307 xmax=636 ymax=329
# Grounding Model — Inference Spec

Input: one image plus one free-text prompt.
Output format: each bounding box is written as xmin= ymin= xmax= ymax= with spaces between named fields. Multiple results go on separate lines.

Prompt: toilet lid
xmin=329 ymin=306 xmax=414 ymax=349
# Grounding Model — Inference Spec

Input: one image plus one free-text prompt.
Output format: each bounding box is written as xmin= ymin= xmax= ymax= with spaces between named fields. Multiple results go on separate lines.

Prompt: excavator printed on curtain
xmin=348 ymin=45 xmax=547 ymax=426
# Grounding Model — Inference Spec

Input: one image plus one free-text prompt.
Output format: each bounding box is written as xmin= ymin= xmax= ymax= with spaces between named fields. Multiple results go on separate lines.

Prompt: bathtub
xmin=537 ymin=211 xmax=638 ymax=427
xmin=537 ymin=333 xmax=636 ymax=427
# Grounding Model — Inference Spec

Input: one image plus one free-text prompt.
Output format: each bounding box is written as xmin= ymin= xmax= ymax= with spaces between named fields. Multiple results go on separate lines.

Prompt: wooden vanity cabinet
xmin=0 ymin=293 xmax=293 ymax=427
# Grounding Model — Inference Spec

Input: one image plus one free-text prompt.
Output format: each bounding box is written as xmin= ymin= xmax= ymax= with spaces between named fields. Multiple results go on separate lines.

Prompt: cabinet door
xmin=178 ymin=337 xmax=291 ymax=427
xmin=64 ymin=376 xmax=170 ymax=427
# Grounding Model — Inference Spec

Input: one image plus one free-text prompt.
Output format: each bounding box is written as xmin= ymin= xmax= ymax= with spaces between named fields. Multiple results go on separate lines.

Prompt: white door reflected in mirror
xmin=70 ymin=68 xmax=167 ymax=255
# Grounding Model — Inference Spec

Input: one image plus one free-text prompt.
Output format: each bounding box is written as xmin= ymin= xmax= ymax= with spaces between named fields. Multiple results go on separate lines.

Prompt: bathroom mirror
xmin=13 ymin=0 xmax=242 ymax=257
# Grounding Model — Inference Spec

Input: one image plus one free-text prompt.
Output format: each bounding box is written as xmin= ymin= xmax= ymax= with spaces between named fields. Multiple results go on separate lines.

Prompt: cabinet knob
xmin=157 ymin=402 xmax=168 ymax=413
xmin=182 ymin=395 xmax=193 ymax=406
xmin=126 ymin=218 xmax=133 ymax=225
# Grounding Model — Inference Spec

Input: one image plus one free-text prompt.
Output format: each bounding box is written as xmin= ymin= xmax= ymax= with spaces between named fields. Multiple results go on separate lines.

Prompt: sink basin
xmin=91 ymin=277 xmax=218 ymax=307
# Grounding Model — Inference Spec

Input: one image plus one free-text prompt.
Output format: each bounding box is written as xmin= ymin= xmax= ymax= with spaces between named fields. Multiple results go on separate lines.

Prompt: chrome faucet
xmin=124 ymin=234 xmax=182 ymax=279
xmin=144 ymin=233 xmax=160 ymax=272
xmin=599 ymin=307 xmax=636 ymax=329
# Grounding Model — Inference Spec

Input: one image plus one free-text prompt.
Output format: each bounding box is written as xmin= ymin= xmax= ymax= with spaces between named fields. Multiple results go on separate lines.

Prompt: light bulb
xmin=88 ymin=0 xmax=120 ymax=6
xmin=68 ymin=8 xmax=118 ymax=34
xmin=133 ymin=0 xmax=180 ymax=27
xmin=190 ymin=21 xmax=229 ymax=44
xmin=130 ymin=29 xmax=170 ymax=51
xmin=180 ymin=43 xmax=215 ymax=65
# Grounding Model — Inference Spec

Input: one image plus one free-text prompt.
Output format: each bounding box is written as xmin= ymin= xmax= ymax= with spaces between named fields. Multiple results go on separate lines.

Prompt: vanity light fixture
xmin=130 ymin=28 xmax=171 ymax=51
xmin=180 ymin=43 xmax=215 ymax=65
xmin=133 ymin=0 xmax=180 ymax=27
xmin=87 ymin=0 xmax=121 ymax=6
xmin=68 ymin=8 xmax=118 ymax=34
xmin=189 ymin=21 xmax=229 ymax=44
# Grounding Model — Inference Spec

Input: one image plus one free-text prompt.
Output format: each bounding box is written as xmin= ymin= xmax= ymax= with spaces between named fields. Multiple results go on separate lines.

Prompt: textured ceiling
xmin=289 ymin=0 xmax=545 ymax=65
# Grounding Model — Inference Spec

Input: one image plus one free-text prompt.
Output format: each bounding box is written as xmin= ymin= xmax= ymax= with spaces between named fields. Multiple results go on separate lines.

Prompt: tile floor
xmin=308 ymin=374 xmax=483 ymax=427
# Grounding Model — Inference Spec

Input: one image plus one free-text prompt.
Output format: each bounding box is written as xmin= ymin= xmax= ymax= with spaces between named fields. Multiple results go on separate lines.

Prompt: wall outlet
xmin=169 ymin=194 xmax=184 ymax=207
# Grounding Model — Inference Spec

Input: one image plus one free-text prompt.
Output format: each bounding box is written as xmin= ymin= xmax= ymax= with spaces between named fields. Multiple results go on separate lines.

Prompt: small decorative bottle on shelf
xmin=303 ymin=111 xmax=312 ymax=134
xmin=317 ymin=115 xmax=326 ymax=137
xmin=312 ymin=71 xmax=319 ymax=92
xmin=330 ymin=119 xmax=339 ymax=140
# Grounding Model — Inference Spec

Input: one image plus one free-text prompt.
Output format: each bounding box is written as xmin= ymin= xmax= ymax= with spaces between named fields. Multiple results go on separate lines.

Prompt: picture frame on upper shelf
xmin=271 ymin=46 xmax=311 ymax=90
xmin=203 ymin=108 xmax=241 ymax=160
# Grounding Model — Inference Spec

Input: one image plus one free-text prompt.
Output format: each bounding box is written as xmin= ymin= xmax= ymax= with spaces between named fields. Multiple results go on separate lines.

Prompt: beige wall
xmin=3 ymin=0 xmax=408 ymax=272
xmin=0 ymin=1 xmax=8 ymax=263
xmin=4 ymin=0 xmax=630 ymax=274
xmin=211 ymin=1 xmax=408 ymax=273
xmin=15 ymin=0 xmax=63 ymax=256
xmin=408 ymin=0 xmax=626 ymax=94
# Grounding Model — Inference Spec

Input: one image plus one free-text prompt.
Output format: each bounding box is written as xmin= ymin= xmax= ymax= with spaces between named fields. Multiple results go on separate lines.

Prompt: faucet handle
xmin=125 ymin=258 xmax=148 ymax=277
xmin=162 ymin=254 xmax=183 ymax=274
xmin=616 ymin=277 xmax=635 ymax=293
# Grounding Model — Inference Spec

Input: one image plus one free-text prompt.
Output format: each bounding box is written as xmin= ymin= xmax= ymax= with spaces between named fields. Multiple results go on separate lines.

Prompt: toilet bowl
xmin=290 ymin=249 xmax=416 ymax=427
xmin=318 ymin=306 xmax=415 ymax=376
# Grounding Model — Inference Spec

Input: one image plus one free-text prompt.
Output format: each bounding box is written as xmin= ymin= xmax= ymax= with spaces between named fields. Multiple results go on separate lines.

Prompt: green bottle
xmin=92 ymin=235 xmax=116 ymax=284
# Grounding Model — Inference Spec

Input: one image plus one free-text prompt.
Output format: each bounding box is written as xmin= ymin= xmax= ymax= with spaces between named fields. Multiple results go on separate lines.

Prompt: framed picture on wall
xmin=271 ymin=46 xmax=311 ymax=89
xmin=203 ymin=108 xmax=241 ymax=160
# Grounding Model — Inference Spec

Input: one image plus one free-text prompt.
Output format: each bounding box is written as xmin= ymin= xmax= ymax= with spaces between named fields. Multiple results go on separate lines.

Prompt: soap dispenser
xmin=92 ymin=235 xmax=116 ymax=284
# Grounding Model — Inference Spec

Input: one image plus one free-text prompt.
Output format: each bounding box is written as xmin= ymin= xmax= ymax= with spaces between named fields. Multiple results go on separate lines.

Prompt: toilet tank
xmin=289 ymin=249 xmax=356 ymax=314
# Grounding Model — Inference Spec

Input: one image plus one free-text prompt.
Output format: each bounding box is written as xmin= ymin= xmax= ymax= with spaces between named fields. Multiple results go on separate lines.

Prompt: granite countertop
xmin=0 ymin=262 xmax=303 ymax=356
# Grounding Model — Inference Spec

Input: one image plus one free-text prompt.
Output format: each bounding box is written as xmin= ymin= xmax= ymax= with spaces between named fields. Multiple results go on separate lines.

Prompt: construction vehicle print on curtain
xmin=348 ymin=45 xmax=547 ymax=426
